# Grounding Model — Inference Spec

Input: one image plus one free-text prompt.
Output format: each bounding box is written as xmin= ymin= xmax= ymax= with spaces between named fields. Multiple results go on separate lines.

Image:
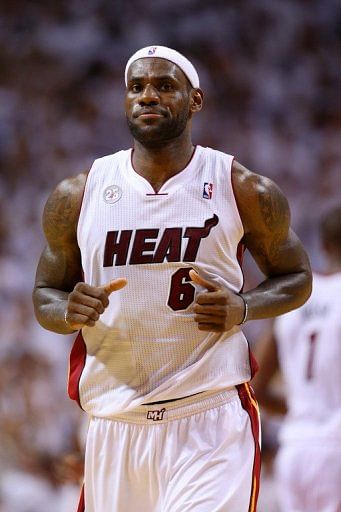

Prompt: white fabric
xmin=83 ymin=389 xmax=256 ymax=511
xmin=274 ymin=272 xmax=341 ymax=443
xmin=125 ymin=45 xmax=200 ymax=88
xmin=76 ymin=145 xmax=252 ymax=418
xmin=273 ymin=272 xmax=341 ymax=511
xmin=275 ymin=443 xmax=341 ymax=512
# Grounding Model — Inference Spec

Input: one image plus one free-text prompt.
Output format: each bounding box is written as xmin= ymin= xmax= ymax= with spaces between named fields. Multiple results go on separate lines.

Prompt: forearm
xmin=256 ymin=392 xmax=287 ymax=415
xmin=33 ymin=287 xmax=76 ymax=334
xmin=242 ymin=269 xmax=312 ymax=321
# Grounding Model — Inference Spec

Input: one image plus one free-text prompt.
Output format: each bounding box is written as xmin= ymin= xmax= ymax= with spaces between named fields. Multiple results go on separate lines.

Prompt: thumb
xmin=102 ymin=278 xmax=127 ymax=295
xmin=189 ymin=270 xmax=219 ymax=292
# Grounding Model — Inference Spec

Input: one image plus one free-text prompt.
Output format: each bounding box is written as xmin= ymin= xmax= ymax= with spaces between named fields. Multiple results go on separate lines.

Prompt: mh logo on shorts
xmin=146 ymin=408 xmax=166 ymax=421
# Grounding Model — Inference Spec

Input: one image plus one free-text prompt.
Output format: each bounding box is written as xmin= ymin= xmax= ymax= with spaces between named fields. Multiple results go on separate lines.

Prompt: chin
xmin=127 ymin=117 xmax=188 ymax=146
xmin=129 ymin=125 xmax=170 ymax=145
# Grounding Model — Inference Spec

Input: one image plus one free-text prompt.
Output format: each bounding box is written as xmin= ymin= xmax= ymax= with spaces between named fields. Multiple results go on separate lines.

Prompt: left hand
xmin=189 ymin=270 xmax=245 ymax=332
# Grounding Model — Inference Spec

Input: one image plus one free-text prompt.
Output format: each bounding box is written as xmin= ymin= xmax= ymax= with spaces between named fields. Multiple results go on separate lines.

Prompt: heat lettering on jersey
xmin=103 ymin=214 xmax=219 ymax=266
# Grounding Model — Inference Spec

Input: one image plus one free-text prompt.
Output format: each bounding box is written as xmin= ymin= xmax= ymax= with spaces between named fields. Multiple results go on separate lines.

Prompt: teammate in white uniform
xmin=253 ymin=204 xmax=341 ymax=512
xmin=33 ymin=46 xmax=312 ymax=511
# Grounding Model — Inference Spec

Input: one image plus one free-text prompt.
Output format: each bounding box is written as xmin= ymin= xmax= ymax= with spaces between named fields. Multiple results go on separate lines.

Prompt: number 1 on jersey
xmin=306 ymin=331 xmax=318 ymax=380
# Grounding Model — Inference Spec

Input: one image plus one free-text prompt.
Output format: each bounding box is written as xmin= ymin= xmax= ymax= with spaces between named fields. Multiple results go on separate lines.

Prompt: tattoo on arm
xmin=43 ymin=191 xmax=78 ymax=246
xmin=36 ymin=174 xmax=86 ymax=290
xmin=258 ymin=182 xmax=290 ymax=233
xmin=232 ymin=161 xmax=312 ymax=318
xmin=242 ymin=178 xmax=291 ymax=273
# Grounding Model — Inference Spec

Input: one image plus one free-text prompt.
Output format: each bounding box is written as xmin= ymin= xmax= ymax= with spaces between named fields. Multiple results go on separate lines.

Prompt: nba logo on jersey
xmin=203 ymin=182 xmax=213 ymax=199
xmin=148 ymin=46 xmax=157 ymax=55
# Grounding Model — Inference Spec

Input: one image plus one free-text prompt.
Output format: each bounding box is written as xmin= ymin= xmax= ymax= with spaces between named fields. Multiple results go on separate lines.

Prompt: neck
xmin=131 ymin=133 xmax=195 ymax=193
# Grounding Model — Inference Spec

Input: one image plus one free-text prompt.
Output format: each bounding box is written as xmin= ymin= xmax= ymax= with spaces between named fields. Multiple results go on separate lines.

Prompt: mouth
xmin=134 ymin=109 xmax=166 ymax=119
xmin=138 ymin=114 xmax=163 ymax=120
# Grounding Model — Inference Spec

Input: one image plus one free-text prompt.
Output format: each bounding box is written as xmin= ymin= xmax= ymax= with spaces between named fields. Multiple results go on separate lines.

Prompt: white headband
xmin=125 ymin=45 xmax=200 ymax=88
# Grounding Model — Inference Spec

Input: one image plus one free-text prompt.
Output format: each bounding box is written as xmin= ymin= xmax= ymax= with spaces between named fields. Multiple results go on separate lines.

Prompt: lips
xmin=134 ymin=109 xmax=166 ymax=118
xmin=138 ymin=113 xmax=163 ymax=119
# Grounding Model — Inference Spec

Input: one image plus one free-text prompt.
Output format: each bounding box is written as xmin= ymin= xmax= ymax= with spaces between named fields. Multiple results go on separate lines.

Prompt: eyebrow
xmin=128 ymin=74 xmax=180 ymax=84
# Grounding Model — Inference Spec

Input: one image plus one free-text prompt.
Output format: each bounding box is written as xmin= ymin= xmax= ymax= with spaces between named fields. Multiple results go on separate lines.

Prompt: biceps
xmin=246 ymin=229 xmax=309 ymax=277
xmin=35 ymin=244 xmax=82 ymax=291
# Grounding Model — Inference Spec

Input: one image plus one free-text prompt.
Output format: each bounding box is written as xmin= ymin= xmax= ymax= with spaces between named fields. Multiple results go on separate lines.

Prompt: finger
xmin=189 ymin=270 xmax=219 ymax=292
xmin=72 ymin=291 xmax=105 ymax=314
xmin=193 ymin=304 xmax=227 ymax=316
xmin=194 ymin=314 xmax=225 ymax=324
xmin=66 ymin=312 xmax=95 ymax=329
xmin=196 ymin=292 xmax=227 ymax=305
xmin=197 ymin=323 xmax=223 ymax=332
xmin=102 ymin=278 xmax=128 ymax=295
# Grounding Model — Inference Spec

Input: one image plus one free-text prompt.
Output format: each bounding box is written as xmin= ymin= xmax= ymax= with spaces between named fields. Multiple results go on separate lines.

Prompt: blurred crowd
xmin=0 ymin=0 xmax=340 ymax=510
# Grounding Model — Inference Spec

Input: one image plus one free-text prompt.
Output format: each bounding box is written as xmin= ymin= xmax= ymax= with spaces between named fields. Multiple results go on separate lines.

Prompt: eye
xmin=131 ymin=84 xmax=142 ymax=93
xmin=160 ymin=82 xmax=173 ymax=92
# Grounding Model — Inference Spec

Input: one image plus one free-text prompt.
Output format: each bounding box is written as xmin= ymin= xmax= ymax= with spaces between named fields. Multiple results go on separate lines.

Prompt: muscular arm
xmin=32 ymin=173 xmax=87 ymax=334
xmin=233 ymin=160 xmax=312 ymax=321
xmin=33 ymin=174 xmax=127 ymax=335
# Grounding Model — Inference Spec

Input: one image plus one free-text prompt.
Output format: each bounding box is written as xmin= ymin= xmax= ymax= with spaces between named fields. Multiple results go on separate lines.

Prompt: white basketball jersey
xmin=70 ymin=145 xmax=255 ymax=418
xmin=274 ymin=272 xmax=341 ymax=443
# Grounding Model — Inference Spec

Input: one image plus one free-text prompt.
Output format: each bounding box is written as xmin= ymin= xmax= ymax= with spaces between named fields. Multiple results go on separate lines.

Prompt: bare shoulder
xmin=231 ymin=160 xmax=290 ymax=236
xmin=43 ymin=172 xmax=88 ymax=246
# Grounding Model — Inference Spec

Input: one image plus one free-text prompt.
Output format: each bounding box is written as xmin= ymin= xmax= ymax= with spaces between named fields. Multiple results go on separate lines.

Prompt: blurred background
xmin=0 ymin=0 xmax=340 ymax=510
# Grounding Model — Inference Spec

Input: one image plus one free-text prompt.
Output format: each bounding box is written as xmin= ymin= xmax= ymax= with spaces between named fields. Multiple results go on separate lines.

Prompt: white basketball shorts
xmin=275 ymin=442 xmax=341 ymax=512
xmin=76 ymin=384 xmax=260 ymax=512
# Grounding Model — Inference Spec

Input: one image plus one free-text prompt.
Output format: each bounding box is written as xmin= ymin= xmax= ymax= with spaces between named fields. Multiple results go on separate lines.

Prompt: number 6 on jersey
xmin=167 ymin=268 xmax=196 ymax=311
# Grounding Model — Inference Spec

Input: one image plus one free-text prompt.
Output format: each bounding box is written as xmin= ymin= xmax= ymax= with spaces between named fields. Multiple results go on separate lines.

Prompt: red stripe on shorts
xmin=236 ymin=382 xmax=261 ymax=512
xmin=76 ymin=484 xmax=85 ymax=512
xmin=68 ymin=331 xmax=86 ymax=408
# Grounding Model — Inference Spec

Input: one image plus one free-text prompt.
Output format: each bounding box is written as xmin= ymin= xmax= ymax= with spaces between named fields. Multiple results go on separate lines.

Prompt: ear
xmin=190 ymin=88 xmax=204 ymax=113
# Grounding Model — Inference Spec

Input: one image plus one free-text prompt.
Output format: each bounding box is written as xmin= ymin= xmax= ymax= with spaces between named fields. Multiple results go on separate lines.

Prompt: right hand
xmin=65 ymin=279 xmax=127 ymax=330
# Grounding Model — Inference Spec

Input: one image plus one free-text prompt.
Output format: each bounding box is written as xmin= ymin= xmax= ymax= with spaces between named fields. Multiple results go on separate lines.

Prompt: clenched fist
xmin=65 ymin=279 xmax=127 ymax=330
xmin=189 ymin=270 xmax=245 ymax=332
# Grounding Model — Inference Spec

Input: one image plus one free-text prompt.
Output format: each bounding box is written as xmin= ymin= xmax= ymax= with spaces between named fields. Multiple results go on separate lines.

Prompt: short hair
xmin=320 ymin=204 xmax=341 ymax=253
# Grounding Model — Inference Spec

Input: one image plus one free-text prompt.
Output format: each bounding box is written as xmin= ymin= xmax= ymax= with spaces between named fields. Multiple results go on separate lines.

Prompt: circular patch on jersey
xmin=103 ymin=185 xmax=122 ymax=204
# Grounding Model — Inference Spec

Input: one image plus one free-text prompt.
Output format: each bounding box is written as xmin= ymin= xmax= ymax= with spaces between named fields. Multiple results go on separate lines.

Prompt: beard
xmin=126 ymin=108 xmax=190 ymax=148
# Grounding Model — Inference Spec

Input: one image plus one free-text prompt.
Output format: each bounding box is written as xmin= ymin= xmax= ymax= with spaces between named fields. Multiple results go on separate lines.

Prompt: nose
xmin=139 ymin=83 xmax=160 ymax=106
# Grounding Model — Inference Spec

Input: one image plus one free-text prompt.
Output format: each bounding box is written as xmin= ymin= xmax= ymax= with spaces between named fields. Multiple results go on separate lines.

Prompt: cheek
xmin=169 ymin=97 xmax=190 ymax=115
xmin=124 ymin=97 xmax=134 ymax=116
xmin=176 ymin=100 xmax=191 ymax=118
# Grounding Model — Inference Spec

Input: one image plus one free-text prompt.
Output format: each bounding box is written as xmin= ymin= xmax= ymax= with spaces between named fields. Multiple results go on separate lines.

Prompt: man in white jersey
xmin=33 ymin=46 xmax=312 ymax=512
xmin=252 ymin=204 xmax=341 ymax=512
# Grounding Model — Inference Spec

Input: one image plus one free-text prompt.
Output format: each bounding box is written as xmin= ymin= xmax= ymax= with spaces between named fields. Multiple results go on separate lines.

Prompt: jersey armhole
xmin=228 ymin=156 xmax=245 ymax=238
xmin=76 ymin=167 xmax=93 ymax=245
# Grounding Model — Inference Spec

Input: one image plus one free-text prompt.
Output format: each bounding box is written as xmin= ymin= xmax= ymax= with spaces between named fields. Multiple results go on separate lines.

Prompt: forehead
xmin=127 ymin=57 xmax=188 ymax=84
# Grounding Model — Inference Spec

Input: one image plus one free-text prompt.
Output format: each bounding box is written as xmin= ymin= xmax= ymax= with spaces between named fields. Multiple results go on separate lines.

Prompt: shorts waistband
xmin=101 ymin=388 xmax=239 ymax=425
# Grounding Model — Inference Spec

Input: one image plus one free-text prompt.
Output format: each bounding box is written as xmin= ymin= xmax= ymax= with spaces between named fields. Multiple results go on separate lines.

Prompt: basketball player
xmin=32 ymin=46 xmax=312 ymax=511
xmin=252 ymin=204 xmax=341 ymax=512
